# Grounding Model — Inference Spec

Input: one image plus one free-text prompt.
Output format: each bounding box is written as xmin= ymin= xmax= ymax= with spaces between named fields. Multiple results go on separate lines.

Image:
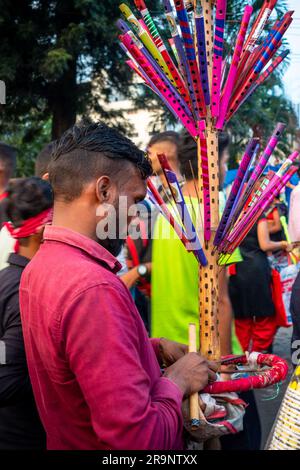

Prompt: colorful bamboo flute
xmin=173 ymin=0 xmax=207 ymax=119
xmin=227 ymin=165 xmax=298 ymax=254
xmin=163 ymin=0 xmax=198 ymax=117
xmin=228 ymin=12 xmax=293 ymax=119
xmin=146 ymin=181 xmax=191 ymax=247
xmin=133 ymin=0 xmax=191 ymax=108
xmin=216 ymin=5 xmax=252 ymax=130
xmin=198 ymin=126 xmax=211 ymax=241
xmin=214 ymin=138 xmax=258 ymax=247
xmin=194 ymin=0 xmax=210 ymax=105
xmin=120 ymin=32 xmax=198 ymax=137
xmin=226 ymin=151 xmax=299 ymax=248
xmin=120 ymin=3 xmax=174 ymax=83
xmin=211 ymin=0 xmax=227 ymax=118
xmin=117 ymin=20 xmax=195 ymax=122
xmin=157 ymin=153 xmax=208 ymax=266
xmin=229 ymin=122 xmax=286 ymax=224
xmin=238 ymin=0 xmax=278 ymax=76
xmin=226 ymin=50 xmax=289 ymax=122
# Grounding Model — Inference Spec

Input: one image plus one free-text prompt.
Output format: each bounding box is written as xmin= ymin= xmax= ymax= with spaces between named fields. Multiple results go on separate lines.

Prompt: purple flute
xmin=226 ymin=165 xmax=298 ymax=254
xmin=214 ymin=137 xmax=258 ymax=247
xmin=227 ymin=151 xmax=299 ymax=246
xmin=211 ymin=0 xmax=227 ymax=118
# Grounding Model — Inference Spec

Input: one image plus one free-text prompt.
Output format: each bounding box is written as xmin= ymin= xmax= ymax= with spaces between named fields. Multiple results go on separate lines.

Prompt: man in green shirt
xmin=151 ymin=130 xmax=242 ymax=355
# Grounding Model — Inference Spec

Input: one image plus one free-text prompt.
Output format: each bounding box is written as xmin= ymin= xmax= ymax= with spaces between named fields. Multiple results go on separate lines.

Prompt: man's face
xmin=148 ymin=141 xmax=179 ymax=175
xmin=96 ymin=165 xmax=147 ymax=257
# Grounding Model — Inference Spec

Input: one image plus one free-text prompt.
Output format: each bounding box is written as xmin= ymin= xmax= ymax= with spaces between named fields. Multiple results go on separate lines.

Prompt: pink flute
xmin=228 ymin=122 xmax=286 ymax=224
xmin=226 ymin=166 xmax=298 ymax=254
xmin=125 ymin=59 xmax=184 ymax=122
xmin=238 ymin=0 xmax=278 ymax=76
xmin=134 ymin=1 xmax=191 ymax=109
xmin=226 ymin=49 xmax=288 ymax=123
xmin=120 ymin=33 xmax=198 ymax=138
xmin=197 ymin=124 xmax=211 ymax=241
xmin=227 ymin=151 xmax=299 ymax=246
xmin=211 ymin=0 xmax=227 ymax=118
xmin=229 ymin=13 xmax=292 ymax=117
xmin=215 ymin=5 xmax=252 ymax=130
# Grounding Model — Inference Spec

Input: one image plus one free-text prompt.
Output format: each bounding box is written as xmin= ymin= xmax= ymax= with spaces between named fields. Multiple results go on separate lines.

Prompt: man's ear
xmin=96 ymin=175 xmax=115 ymax=204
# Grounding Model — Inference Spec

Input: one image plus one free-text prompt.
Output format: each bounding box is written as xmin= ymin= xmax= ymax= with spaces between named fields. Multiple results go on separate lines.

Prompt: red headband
xmin=4 ymin=208 xmax=53 ymax=252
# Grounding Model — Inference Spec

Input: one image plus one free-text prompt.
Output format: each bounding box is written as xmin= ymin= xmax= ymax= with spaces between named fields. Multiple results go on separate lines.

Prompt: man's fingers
xmin=207 ymin=360 xmax=219 ymax=372
xmin=208 ymin=369 xmax=217 ymax=383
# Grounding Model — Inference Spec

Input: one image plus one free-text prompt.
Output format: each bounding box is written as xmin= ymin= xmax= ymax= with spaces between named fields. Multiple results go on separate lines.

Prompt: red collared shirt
xmin=20 ymin=226 xmax=183 ymax=450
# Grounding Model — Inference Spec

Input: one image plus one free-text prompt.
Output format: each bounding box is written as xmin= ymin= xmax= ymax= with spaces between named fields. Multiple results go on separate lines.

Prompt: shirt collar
xmin=8 ymin=253 xmax=30 ymax=269
xmin=43 ymin=225 xmax=122 ymax=274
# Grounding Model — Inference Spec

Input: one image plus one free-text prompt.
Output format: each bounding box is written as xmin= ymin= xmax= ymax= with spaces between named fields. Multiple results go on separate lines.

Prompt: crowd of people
xmin=0 ymin=122 xmax=300 ymax=450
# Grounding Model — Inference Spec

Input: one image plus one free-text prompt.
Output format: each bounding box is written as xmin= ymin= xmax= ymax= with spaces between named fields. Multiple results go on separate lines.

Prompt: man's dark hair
xmin=49 ymin=122 xmax=152 ymax=201
xmin=35 ymin=142 xmax=55 ymax=177
xmin=0 ymin=143 xmax=17 ymax=179
xmin=178 ymin=129 xmax=230 ymax=181
xmin=5 ymin=177 xmax=53 ymax=228
xmin=148 ymin=131 xmax=180 ymax=149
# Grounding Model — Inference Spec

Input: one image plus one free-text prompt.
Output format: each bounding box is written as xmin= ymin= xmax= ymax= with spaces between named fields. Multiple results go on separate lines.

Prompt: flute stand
xmin=198 ymin=120 xmax=221 ymax=361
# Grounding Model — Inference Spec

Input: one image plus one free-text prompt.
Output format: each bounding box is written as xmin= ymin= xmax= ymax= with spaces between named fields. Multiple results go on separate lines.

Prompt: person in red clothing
xmin=19 ymin=122 xmax=217 ymax=450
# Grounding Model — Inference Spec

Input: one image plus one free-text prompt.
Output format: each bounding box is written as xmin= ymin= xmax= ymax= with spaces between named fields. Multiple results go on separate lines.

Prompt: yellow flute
xmin=119 ymin=4 xmax=174 ymax=83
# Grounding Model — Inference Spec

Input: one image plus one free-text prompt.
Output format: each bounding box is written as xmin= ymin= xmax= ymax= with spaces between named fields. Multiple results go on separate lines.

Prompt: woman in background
xmin=229 ymin=216 xmax=292 ymax=353
xmin=0 ymin=176 xmax=52 ymax=449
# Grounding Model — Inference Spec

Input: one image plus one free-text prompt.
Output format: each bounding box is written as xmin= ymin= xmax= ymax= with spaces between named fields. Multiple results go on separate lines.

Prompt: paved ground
xmin=254 ymin=326 xmax=293 ymax=449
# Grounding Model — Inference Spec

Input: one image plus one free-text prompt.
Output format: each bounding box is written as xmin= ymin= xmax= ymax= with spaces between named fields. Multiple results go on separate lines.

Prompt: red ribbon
xmin=4 ymin=208 xmax=53 ymax=252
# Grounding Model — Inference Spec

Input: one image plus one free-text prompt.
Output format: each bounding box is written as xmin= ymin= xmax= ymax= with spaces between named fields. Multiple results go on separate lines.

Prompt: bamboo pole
xmin=188 ymin=323 xmax=201 ymax=428
xmin=198 ymin=1 xmax=221 ymax=361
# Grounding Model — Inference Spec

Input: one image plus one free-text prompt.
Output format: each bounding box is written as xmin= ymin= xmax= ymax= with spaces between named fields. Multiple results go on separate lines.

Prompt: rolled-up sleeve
xmin=62 ymin=283 xmax=183 ymax=450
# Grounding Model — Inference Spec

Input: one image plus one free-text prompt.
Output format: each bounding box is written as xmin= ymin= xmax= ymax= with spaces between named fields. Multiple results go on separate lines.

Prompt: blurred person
xmin=147 ymin=131 xmax=181 ymax=192
xmin=0 ymin=176 xmax=52 ymax=449
xmin=121 ymin=132 xmax=182 ymax=331
xmin=151 ymin=129 xmax=234 ymax=355
xmin=229 ymin=216 xmax=292 ymax=353
xmin=0 ymin=144 xmax=17 ymax=269
xmin=19 ymin=122 xmax=217 ymax=450
xmin=289 ymin=167 xmax=300 ymax=246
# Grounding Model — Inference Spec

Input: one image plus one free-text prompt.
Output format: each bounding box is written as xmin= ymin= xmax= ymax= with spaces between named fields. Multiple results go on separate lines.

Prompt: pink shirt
xmin=20 ymin=226 xmax=183 ymax=450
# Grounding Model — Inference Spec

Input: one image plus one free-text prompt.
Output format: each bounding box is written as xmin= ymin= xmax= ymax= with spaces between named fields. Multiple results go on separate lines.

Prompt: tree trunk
xmin=50 ymin=59 xmax=77 ymax=140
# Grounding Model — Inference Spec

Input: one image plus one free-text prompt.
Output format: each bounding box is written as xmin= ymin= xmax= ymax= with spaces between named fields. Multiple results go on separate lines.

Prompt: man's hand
xmin=158 ymin=338 xmax=188 ymax=366
xmin=163 ymin=353 xmax=218 ymax=396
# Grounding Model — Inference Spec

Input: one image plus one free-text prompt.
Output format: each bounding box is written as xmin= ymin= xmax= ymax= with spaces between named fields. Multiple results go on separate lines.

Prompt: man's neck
xmin=182 ymin=179 xmax=199 ymax=198
xmin=52 ymin=201 xmax=97 ymax=242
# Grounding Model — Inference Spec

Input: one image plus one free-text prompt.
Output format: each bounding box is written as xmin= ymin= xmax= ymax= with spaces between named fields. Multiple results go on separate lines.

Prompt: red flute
xmin=228 ymin=13 xmax=292 ymax=121
xmin=120 ymin=33 xmax=198 ymax=138
xmin=216 ymin=5 xmax=252 ymax=130
xmin=133 ymin=0 xmax=191 ymax=109
xmin=238 ymin=0 xmax=278 ymax=75
xmin=226 ymin=50 xmax=288 ymax=122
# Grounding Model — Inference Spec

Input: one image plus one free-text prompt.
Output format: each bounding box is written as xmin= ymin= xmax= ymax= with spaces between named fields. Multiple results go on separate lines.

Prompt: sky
xmin=282 ymin=0 xmax=300 ymax=108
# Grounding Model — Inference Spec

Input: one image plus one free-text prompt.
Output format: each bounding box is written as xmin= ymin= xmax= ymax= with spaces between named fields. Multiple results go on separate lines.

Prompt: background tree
xmin=0 ymin=0 xmax=159 ymax=174
xmin=0 ymin=0 xmax=297 ymax=175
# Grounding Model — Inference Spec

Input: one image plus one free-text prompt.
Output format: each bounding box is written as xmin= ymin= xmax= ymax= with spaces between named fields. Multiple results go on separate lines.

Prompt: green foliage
xmin=0 ymin=0 xmax=296 ymax=176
